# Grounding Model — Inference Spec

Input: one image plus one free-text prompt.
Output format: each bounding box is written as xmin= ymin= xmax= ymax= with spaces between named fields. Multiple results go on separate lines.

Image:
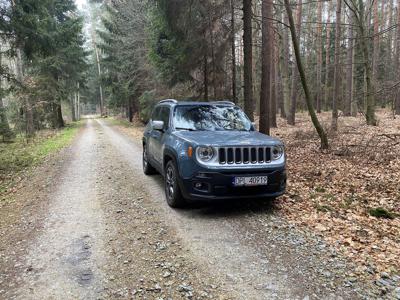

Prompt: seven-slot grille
xmin=218 ymin=147 xmax=271 ymax=165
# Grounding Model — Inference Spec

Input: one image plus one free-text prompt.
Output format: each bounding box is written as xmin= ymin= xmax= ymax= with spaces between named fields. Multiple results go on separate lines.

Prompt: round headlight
xmin=197 ymin=146 xmax=214 ymax=162
xmin=272 ymin=145 xmax=284 ymax=160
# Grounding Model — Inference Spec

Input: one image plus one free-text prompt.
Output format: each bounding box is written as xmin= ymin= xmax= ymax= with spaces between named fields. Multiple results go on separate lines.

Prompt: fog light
xmin=194 ymin=182 xmax=209 ymax=192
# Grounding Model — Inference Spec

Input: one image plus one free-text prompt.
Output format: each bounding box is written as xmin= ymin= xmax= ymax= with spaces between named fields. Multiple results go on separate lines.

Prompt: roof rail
xmin=159 ymin=99 xmax=178 ymax=104
xmin=211 ymin=101 xmax=235 ymax=106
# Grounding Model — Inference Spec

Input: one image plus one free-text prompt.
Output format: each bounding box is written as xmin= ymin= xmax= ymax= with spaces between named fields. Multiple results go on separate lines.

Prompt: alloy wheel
xmin=165 ymin=166 xmax=175 ymax=200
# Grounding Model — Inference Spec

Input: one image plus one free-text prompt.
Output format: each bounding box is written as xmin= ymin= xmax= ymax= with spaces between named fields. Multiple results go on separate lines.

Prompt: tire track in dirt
xmin=13 ymin=119 xmax=107 ymax=299
xmin=97 ymin=119 xmax=324 ymax=299
xmin=97 ymin=118 xmax=385 ymax=300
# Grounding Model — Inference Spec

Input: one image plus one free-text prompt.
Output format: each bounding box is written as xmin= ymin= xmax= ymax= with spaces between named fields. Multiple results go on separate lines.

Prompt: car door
xmin=148 ymin=107 xmax=161 ymax=162
xmin=151 ymin=106 xmax=170 ymax=166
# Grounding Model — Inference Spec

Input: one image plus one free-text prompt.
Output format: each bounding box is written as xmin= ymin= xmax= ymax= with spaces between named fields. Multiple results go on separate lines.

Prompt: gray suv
xmin=143 ymin=99 xmax=286 ymax=208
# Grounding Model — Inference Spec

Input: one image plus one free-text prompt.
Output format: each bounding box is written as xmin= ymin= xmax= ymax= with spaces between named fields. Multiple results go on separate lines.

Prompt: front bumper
xmin=178 ymin=167 xmax=287 ymax=201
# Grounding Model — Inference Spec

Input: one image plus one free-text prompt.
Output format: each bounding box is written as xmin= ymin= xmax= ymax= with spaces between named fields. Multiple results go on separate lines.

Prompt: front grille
xmin=218 ymin=147 xmax=271 ymax=165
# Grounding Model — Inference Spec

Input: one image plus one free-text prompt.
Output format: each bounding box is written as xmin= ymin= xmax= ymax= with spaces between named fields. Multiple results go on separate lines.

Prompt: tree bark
xmin=287 ymin=0 xmax=302 ymax=126
xmin=231 ymin=0 xmax=237 ymax=103
xmin=356 ymin=0 xmax=377 ymax=125
xmin=316 ymin=0 xmax=323 ymax=113
xmin=395 ymin=0 xmax=400 ymax=115
xmin=77 ymin=82 xmax=81 ymax=120
xmin=10 ymin=0 xmax=34 ymax=137
xmin=270 ymin=29 xmax=277 ymax=128
xmin=282 ymin=12 xmax=291 ymax=118
xmin=204 ymin=54 xmax=209 ymax=101
xmin=345 ymin=11 xmax=355 ymax=117
xmin=259 ymin=0 xmax=272 ymax=135
xmin=56 ymin=103 xmax=64 ymax=128
xmin=284 ymin=0 xmax=329 ymax=149
xmin=90 ymin=11 xmax=105 ymax=116
xmin=15 ymin=48 xmax=35 ymax=137
xmin=324 ymin=0 xmax=332 ymax=111
xmin=0 ymin=45 xmax=12 ymax=138
xmin=332 ymin=0 xmax=342 ymax=131
xmin=71 ymin=93 xmax=77 ymax=122
xmin=372 ymin=0 xmax=380 ymax=81
xmin=208 ymin=14 xmax=217 ymax=99
xmin=388 ymin=0 xmax=394 ymax=63
xmin=243 ymin=0 xmax=254 ymax=121
xmin=276 ymin=23 xmax=286 ymax=119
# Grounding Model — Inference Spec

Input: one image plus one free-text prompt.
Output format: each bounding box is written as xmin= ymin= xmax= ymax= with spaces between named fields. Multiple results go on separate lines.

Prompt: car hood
xmin=173 ymin=130 xmax=282 ymax=147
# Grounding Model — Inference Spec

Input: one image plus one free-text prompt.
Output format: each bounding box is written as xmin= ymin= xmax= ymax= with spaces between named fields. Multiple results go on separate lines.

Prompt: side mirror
xmin=251 ymin=122 xmax=258 ymax=131
xmin=152 ymin=120 xmax=164 ymax=131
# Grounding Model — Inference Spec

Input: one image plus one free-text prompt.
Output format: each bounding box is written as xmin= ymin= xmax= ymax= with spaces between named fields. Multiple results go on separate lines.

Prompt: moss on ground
xmin=0 ymin=122 xmax=82 ymax=197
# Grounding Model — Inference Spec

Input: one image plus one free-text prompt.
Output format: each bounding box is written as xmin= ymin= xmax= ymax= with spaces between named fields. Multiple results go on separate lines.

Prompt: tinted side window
xmin=151 ymin=107 xmax=160 ymax=121
xmin=159 ymin=107 xmax=170 ymax=129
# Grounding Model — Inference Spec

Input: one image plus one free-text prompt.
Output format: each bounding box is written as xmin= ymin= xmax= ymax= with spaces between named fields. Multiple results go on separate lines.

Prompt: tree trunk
xmin=204 ymin=54 xmax=209 ymax=101
xmin=0 ymin=45 xmax=12 ymax=139
xmin=324 ymin=0 xmax=332 ymax=111
xmin=209 ymin=14 xmax=217 ymax=99
xmin=270 ymin=29 xmax=277 ymax=128
xmin=332 ymin=0 xmax=342 ymax=131
xmin=71 ymin=93 xmax=77 ymax=122
xmin=372 ymin=0 xmax=379 ymax=80
xmin=316 ymin=0 xmax=323 ymax=113
xmin=231 ymin=0 xmax=237 ymax=103
xmin=77 ymin=82 xmax=81 ymax=120
xmin=90 ymin=12 xmax=105 ymax=116
xmin=243 ymin=0 xmax=254 ymax=121
xmin=94 ymin=44 xmax=104 ymax=116
xmin=128 ymin=105 xmax=133 ymax=123
xmin=357 ymin=0 xmax=377 ymax=125
xmin=259 ymin=0 xmax=272 ymax=135
xmin=287 ymin=0 xmax=302 ymax=126
xmin=345 ymin=11 xmax=355 ymax=117
xmin=284 ymin=0 xmax=329 ymax=149
xmin=56 ymin=103 xmax=64 ymax=128
xmin=276 ymin=25 xmax=286 ymax=119
xmin=252 ymin=1 xmax=261 ymax=115
xmin=15 ymin=48 xmax=35 ymax=138
xmin=282 ymin=12 xmax=290 ymax=118
xmin=388 ymin=0 xmax=394 ymax=63
xmin=395 ymin=0 xmax=400 ymax=115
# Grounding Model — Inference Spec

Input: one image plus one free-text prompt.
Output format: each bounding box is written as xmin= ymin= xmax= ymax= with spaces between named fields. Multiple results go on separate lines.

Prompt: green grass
xmin=107 ymin=117 xmax=134 ymax=128
xmin=369 ymin=207 xmax=397 ymax=220
xmin=0 ymin=122 xmax=82 ymax=196
xmin=314 ymin=203 xmax=333 ymax=213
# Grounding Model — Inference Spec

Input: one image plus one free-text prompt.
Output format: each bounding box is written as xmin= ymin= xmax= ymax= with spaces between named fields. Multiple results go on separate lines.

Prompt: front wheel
xmin=164 ymin=160 xmax=186 ymax=208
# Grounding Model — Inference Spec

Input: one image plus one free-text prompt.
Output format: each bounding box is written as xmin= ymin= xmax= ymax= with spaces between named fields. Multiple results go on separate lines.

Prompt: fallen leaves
xmin=273 ymin=110 xmax=400 ymax=277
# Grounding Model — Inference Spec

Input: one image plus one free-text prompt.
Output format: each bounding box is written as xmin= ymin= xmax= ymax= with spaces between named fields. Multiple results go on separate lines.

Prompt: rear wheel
xmin=143 ymin=145 xmax=157 ymax=175
xmin=164 ymin=160 xmax=186 ymax=208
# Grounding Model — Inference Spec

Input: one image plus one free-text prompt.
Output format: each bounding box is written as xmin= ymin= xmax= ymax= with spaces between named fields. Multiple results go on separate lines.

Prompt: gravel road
xmin=0 ymin=119 xmax=386 ymax=299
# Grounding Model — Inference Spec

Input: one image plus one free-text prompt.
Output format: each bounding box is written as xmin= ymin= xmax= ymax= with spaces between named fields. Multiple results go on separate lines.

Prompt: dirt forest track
xmin=0 ymin=118 xmax=389 ymax=299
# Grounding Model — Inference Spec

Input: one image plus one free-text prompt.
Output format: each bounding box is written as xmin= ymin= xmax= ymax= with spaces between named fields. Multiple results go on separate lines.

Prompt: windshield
xmin=173 ymin=105 xmax=252 ymax=131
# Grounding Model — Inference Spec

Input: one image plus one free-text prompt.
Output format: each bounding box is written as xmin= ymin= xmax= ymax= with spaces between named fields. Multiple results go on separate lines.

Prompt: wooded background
xmin=1 ymin=0 xmax=400 ymax=148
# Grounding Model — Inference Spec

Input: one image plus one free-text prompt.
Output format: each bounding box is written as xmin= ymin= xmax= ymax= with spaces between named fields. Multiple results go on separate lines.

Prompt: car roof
xmin=157 ymin=99 xmax=236 ymax=107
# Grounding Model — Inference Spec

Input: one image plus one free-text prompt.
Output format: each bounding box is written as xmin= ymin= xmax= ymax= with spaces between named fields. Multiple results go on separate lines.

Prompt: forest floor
xmin=270 ymin=110 xmax=400 ymax=279
xmin=0 ymin=115 xmax=399 ymax=299
xmin=117 ymin=110 xmax=400 ymax=283
xmin=0 ymin=122 xmax=82 ymax=202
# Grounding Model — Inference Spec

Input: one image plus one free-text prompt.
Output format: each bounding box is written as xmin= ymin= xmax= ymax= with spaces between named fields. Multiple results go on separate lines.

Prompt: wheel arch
xmin=163 ymin=147 xmax=178 ymax=172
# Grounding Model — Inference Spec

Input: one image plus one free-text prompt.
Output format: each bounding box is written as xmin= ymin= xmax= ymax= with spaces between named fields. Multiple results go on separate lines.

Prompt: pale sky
xmin=75 ymin=0 xmax=87 ymax=10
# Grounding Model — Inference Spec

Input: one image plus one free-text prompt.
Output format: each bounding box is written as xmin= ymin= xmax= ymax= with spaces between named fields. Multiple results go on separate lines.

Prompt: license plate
xmin=233 ymin=176 xmax=268 ymax=187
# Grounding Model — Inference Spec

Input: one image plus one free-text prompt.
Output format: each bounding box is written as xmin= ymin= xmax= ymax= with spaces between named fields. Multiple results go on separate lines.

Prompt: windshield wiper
xmin=175 ymin=127 xmax=197 ymax=131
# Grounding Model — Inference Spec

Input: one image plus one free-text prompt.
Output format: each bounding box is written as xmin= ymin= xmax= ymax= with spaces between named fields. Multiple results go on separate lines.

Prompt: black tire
xmin=143 ymin=145 xmax=157 ymax=175
xmin=164 ymin=160 xmax=186 ymax=208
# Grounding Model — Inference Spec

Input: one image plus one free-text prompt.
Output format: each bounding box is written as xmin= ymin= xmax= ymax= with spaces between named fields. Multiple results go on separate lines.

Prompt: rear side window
xmin=151 ymin=107 xmax=160 ymax=121
xmin=159 ymin=107 xmax=170 ymax=129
